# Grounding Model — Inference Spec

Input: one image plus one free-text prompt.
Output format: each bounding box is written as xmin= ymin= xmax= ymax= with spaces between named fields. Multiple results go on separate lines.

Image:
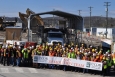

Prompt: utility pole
xmin=88 ymin=6 xmax=93 ymax=31
xmin=78 ymin=10 xmax=82 ymax=16
xmin=52 ymin=9 xmax=55 ymax=27
xmin=104 ymin=2 xmax=110 ymax=39
xmin=78 ymin=10 xmax=82 ymax=43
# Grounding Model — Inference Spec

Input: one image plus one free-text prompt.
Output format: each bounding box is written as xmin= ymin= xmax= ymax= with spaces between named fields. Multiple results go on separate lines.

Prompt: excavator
xmin=0 ymin=16 xmax=17 ymax=31
xmin=0 ymin=17 xmax=4 ymax=30
xmin=19 ymin=8 xmax=44 ymax=27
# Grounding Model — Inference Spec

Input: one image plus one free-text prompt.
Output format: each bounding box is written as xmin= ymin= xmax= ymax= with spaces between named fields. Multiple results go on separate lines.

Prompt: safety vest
xmin=22 ymin=50 xmax=28 ymax=59
xmin=17 ymin=50 xmax=21 ymax=57
xmin=113 ymin=58 xmax=115 ymax=64
xmin=104 ymin=65 xmax=107 ymax=69
xmin=103 ymin=60 xmax=107 ymax=69
xmin=71 ymin=52 xmax=76 ymax=58
xmin=68 ymin=53 xmax=71 ymax=58
xmin=107 ymin=60 xmax=112 ymax=66
xmin=37 ymin=50 xmax=41 ymax=55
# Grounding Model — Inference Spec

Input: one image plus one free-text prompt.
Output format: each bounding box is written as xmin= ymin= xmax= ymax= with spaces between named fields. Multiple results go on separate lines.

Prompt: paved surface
xmin=0 ymin=65 xmax=112 ymax=77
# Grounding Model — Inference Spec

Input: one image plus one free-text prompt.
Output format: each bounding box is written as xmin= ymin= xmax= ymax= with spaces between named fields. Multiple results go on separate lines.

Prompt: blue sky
xmin=0 ymin=0 xmax=115 ymax=18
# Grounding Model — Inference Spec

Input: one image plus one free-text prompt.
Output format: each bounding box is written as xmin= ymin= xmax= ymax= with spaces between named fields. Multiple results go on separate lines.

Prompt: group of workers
xmin=0 ymin=43 xmax=115 ymax=76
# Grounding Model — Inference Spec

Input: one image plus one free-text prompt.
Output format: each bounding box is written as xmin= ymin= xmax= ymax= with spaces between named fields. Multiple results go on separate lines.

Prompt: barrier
xmin=33 ymin=55 xmax=102 ymax=71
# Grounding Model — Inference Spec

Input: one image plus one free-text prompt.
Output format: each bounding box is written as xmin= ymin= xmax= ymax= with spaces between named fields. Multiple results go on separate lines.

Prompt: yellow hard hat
xmin=103 ymin=57 xmax=105 ymax=60
xmin=50 ymin=48 xmax=52 ymax=51
xmin=92 ymin=49 xmax=95 ymax=52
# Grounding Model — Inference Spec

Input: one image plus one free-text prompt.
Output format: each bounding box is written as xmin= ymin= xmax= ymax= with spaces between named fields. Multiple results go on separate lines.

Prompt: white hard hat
xmin=106 ymin=52 xmax=108 ymax=54
xmin=63 ymin=48 xmax=65 ymax=50
xmin=32 ymin=46 xmax=34 ymax=48
xmin=30 ymin=47 xmax=32 ymax=49
xmin=93 ymin=53 xmax=96 ymax=56
xmin=13 ymin=46 xmax=16 ymax=48
xmin=108 ymin=54 xmax=110 ymax=56
xmin=71 ymin=47 xmax=73 ymax=50
xmin=18 ymin=46 xmax=21 ymax=49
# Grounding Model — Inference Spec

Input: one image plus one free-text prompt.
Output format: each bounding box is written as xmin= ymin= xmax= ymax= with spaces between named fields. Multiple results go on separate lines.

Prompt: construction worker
xmin=102 ymin=56 xmax=107 ymax=76
xmin=112 ymin=52 xmax=115 ymax=71
xmin=16 ymin=46 xmax=22 ymax=66
xmin=75 ymin=51 xmax=81 ymax=72
xmin=12 ymin=46 xmax=17 ymax=66
xmin=82 ymin=53 xmax=89 ymax=73
xmin=3 ymin=45 xmax=10 ymax=66
xmin=48 ymin=48 xmax=55 ymax=69
xmin=107 ymin=54 xmax=112 ymax=75
xmin=62 ymin=51 xmax=67 ymax=71
xmin=71 ymin=49 xmax=76 ymax=71
xmin=67 ymin=49 xmax=73 ymax=71
xmin=0 ymin=46 xmax=4 ymax=64
xmin=28 ymin=47 xmax=32 ymax=67
xmin=22 ymin=47 xmax=29 ymax=67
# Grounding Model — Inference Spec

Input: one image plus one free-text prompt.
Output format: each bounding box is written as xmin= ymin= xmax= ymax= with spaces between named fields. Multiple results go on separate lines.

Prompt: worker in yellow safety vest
xmin=102 ymin=57 xmax=107 ymax=76
xmin=107 ymin=54 xmax=112 ymax=75
xmin=112 ymin=52 xmax=115 ymax=71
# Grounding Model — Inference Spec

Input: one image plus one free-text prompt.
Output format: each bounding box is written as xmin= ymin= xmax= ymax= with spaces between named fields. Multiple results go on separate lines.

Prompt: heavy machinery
xmin=0 ymin=16 xmax=17 ymax=30
xmin=19 ymin=8 xmax=44 ymax=27
xmin=0 ymin=17 xmax=4 ymax=30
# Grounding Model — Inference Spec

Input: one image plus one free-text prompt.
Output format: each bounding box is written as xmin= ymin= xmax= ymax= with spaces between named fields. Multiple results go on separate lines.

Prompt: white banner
xmin=33 ymin=55 xmax=102 ymax=71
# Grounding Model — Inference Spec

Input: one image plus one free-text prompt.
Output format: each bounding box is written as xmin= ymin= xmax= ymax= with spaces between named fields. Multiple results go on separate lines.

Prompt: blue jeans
xmin=49 ymin=64 xmax=54 ymax=69
xmin=63 ymin=65 xmax=66 ymax=71
xmin=12 ymin=57 xmax=16 ymax=66
xmin=83 ymin=68 xmax=88 ymax=73
xmin=17 ymin=57 xmax=21 ymax=66
xmin=10 ymin=57 xmax=13 ymax=65
xmin=114 ymin=65 xmax=115 ymax=70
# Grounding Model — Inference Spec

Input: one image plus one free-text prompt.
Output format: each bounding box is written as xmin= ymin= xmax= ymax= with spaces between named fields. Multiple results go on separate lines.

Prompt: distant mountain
xmin=83 ymin=16 xmax=115 ymax=28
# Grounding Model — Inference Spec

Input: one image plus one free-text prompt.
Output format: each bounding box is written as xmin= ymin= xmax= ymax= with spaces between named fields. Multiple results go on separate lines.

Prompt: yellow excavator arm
xmin=19 ymin=12 xmax=28 ymax=27
xmin=26 ymin=8 xmax=44 ymax=25
xmin=19 ymin=8 xmax=44 ymax=27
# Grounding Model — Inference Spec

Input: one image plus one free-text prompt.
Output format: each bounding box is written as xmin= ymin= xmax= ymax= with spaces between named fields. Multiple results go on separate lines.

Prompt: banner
xmin=33 ymin=55 xmax=102 ymax=71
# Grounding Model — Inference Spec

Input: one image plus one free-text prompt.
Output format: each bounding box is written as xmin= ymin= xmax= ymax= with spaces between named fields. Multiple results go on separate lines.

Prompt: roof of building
xmin=33 ymin=10 xmax=83 ymax=20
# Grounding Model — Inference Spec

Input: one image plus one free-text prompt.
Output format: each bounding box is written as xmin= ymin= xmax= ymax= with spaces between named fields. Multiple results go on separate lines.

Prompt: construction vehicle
xmin=0 ymin=17 xmax=4 ymax=30
xmin=0 ymin=16 xmax=17 ymax=30
xmin=19 ymin=8 xmax=44 ymax=27
xmin=37 ymin=25 xmax=69 ymax=45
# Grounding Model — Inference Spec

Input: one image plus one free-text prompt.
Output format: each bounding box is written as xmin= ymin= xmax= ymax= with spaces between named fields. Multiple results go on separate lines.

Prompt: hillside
xmin=83 ymin=16 xmax=115 ymax=28
xmin=43 ymin=16 xmax=115 ymax=28
xmin=1 ymin=16 xmax=115 ymax=28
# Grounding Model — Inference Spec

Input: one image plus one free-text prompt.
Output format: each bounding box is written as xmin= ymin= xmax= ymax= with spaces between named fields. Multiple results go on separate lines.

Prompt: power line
xmin=78 ymin=10 xmax=82 ymax=16
xmin=104 ymin=2 xmax=110 ymax=39
xmin=88 ymin=6 xmax=93 ymax=31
